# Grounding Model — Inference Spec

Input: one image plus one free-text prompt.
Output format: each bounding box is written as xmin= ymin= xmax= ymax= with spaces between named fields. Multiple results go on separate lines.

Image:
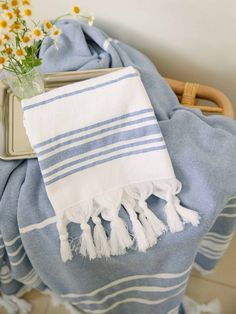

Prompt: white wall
xmin=33 ymin=0 xmax=236 ymax=110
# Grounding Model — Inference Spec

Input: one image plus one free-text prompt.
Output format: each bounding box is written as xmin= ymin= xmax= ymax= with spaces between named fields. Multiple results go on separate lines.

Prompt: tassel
xmin=109 ymin=216 xmax=133 ymax=255
xmin=92 ymin=216 xmax=111 ymax=257
xmin=174 ymin=198 xmax=200 ymax=226
xmin=138 ymin=212 xmax=158 ymax=247
xmin=6 ymin=296 xmax=32 ymax=314
xmin=125 ymin=205 xmax=149 ymax=252
xmin=80 ymin=223 xmax=96 ymax=259
xmin=0 ymin=295 xmax=17 ymax=314
xmin=164 ymin=199 xmax=184 ymax=233
xmin=57 ymin=221 xmax=73 ymax=263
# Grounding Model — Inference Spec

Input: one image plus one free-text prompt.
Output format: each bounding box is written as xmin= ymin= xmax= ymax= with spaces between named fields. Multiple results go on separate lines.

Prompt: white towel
xmin=22 ymin=66 xmax=200 ymax=262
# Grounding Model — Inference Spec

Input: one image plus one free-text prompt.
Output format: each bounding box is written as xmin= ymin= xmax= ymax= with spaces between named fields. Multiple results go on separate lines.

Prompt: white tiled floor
xmin=1 ymin=236 xmax=235 ymax=314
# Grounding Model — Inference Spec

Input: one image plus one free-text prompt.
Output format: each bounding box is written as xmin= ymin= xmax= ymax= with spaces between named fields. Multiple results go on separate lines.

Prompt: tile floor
xmin=1 ymin=236 xmax=235 ymax=314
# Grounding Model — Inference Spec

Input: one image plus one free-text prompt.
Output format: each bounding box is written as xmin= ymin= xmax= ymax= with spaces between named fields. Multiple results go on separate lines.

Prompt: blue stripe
xmin=23 ymin=73 xmax=139 ymax=111
xmin=43 ymin=138 xmax=164 ymax=178
xmin=40 ymin=124 xmax=160 ymax=170
xmin=34 ymin=108 xmax=153 ymax=149
xmin=45 ymin=145 xmax=166 ymax=185
xmin=37 ymin=116 xmax=157 ymax=157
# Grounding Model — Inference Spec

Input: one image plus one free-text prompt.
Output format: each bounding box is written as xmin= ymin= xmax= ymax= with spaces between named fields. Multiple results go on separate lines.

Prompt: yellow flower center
xmin=22 ymin=0 xmax=30 ymax=5
xmin=53 ymin=29 xmax=60 ymax=36
xmin=6 ymin=12 xmax=14 ymax=20
xmin=22 ymin=36 xmax=30 ymax=43
xmin=73 ymin=5 xmax=80 ymax=14
xmin=45 ymin=21 xmax=53 ymax=29
xmin=33 ymin=29 xmax=41 ymax=36
xmin=0 ymin=20 xmax=8 ymax=28
xmin=0 ymin=56 xmax=6 ymax=64
xmin=4 ymin=34 xmax=10 ymax=40
xmin=1 ymin=3 xmax=9 ymax=10
xmin=11 ymin=0 xmax=18 ymax=6
xmin=24 ymin=8 xmax=32 ymax=16
xmin=5 ymin=47 xmax=13 ymax=55
xmin=0 ymin=39 xmax=3 ymax=46
xmin=16 ymin=49 xmax=24 ymax=56
xmin=11 ymin=22 xmax=20 ymax=30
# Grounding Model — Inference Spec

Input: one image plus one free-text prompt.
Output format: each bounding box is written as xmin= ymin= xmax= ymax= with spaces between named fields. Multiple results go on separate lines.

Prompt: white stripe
xmin=10 ymin=252 xmax=26 ymax=266
xmin=203 ymin=232 xmax=234 ymax=241
xmin=1 ymin=277 xmax=13 ymax=284
xmin=103 ymin=37 xmax=112 ymax=50
xmin=76 ymin=278 xmax=189 ymax=305
xmin=198 ymin=250 xmax=224 ymax=260
xmin=39 ymin=118 xmax=158 ymax=161
xmin=8 ymin=244 xmax=23 ymax=257
xmin=202 ymin=236 xmax=233 ymax=244
xmin=219 ymin=213 xmax=236 ymax=218
xmin=4 ymin=235 xmax=21 ymax=246
xmin=229 ymin=195 xmax=236 ymax=201
xmin=18 ymin=269 xmax=35 ymax=282
xmin=42 ymin=133 xmax=162 ymax=176
xmin=167 ymin=305 xmax=180 ymax=314
xmin=201 ymin=241 xmax=230 ymax=252
xmin=224 ymin=203 xmax=236 ymax=208
xmin=20 ymin=216 xmax=57 ymax=234
xmin=36 ymin=110 xmax=154 ymax=154
xmin=62 ymin=265 xmax=191 ymax=298
xmin=198 ymin=247 xmax=225 ymax=258
xmin=79 ymin=286 xmax=186 ymax=314
xmin=44 ymin=139 xmax=165 ymax=183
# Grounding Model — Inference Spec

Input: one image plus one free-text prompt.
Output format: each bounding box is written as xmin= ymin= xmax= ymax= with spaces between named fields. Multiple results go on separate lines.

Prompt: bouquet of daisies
xmin=0 ymin=1 xmax=94 ymax=75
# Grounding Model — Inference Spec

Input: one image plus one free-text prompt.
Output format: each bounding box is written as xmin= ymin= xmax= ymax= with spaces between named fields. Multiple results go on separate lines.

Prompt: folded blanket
xmin=22 ymin=66 xmax=199 ymax=262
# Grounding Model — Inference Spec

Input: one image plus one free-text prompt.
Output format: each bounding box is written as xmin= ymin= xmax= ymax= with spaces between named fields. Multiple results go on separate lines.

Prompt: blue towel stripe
xmin=34 ymin=108 xmax=154 ymax=149
xmin=43 ymin=137 xmax=164 ymax=179
xmin=37 ymin=116 xmax=158 ymax=157
xmin=23 ymin=72 xmax=139 ymax=112
xmin=45 ymin=145 xmax=166 ymax=185
xmin=40 ymin=124 xmax=161 ymax=170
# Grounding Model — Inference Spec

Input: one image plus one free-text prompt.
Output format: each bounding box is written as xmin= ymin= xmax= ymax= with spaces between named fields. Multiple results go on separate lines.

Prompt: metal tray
xmin=0 ymin=68 xmax=120 ymax=160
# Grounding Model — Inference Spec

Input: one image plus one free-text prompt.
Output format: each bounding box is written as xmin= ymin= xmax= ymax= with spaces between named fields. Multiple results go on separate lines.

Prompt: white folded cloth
xmin=22 ymin=66 xmax=200 ymax=262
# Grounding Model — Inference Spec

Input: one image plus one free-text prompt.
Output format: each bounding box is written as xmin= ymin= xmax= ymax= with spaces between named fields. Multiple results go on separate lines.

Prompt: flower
xmin=0 ymin=19 xmax=10 ymax=33
xmin=22 ymin=7 xmax=33 ymax=19
xmin=88 ymin=14 xmax=95 ymax=26
xmin=0 ymin=38 xmax=5 ymax=51
xmin=5 ymin=47 xmax=13 ymax=55
xmin=13 ymin=8 xmax=21 ymax=18
xmin=71 ymin=5 xmax=81 ymax=16
xmin=21 ymin=33 xmax=32 ymax=47
xmin=1 ymin=2 xmax=9 ymax=11
xmin=3 ymin=32 xmax=15 ymax=43
xmin=15 ymin=47 xmax=26 ymax=59
xmin=0 ymin=56 xmax=8 ymax=69
xmin=22 ymin=0 xmax=31 ymax=5
xmin=50 ymin=27 xmax=62 ymax=41
xmin=31 ymin=27 xmax=44 ymax=41
xmin=10 ymin=22 xmax=22 ymax=32
xmin=10 ymin=0 xmax=19 ymax=7
xmin=3 ymin=10 xmax=16 ymax=22
xmin=44 ymin=20 xmax=53 ymax=32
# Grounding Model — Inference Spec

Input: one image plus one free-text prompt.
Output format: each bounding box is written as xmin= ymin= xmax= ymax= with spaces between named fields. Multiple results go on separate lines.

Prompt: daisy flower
xmin=44 ymin=20 xmax=53 ymax=32
xmin=13 ymin=8 xmax=21 ymax=18
xmin=50 ymin=27 xmax=62 ymax=41
xmin=0 ymin=19 xmax=10 ymax=34
xmin=0 ymin=38 xmax=5 ymax=51
xmin=0 ymin=56 xmax=8 ymax=69
xmin=21 ymin=33 xmax=32 ymax=47
xmin=10 ymin=22 xmax=22 ymax=32
xmin=5 ymin=47 xmax=13 ymax=55
xmin=10 ymin=0 xmax=19 ymax=7
xmin=3 ymin=32 xmax=15 ymax=43
xmin=1 ymin=2 xmax=9 ymax=11
xmin=22 ymin=6 xmax=33 ymax=19
xmin=3 ymin=10 xmax=16 ymax=22
xmin=31 ymin=27 xmax=44 ymax=41
xmin=71 ymin=5 xmax=81 ymax=16
xmin=15 ymin=47 xmax=26 ymax=60
xmin=22 ymin=0 xmax=31 ymax=5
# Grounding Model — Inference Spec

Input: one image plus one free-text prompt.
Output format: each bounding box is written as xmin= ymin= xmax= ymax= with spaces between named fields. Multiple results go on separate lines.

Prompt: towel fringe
xmin=0 ymin=294 xmax=32 ymax=314
xmin=58 ymin=179 xmax=200 ymax=262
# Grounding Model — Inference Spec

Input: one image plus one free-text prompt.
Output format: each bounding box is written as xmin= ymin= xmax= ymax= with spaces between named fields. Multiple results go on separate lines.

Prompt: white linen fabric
xmin=21 ymin=66 xmax=200 ymax=262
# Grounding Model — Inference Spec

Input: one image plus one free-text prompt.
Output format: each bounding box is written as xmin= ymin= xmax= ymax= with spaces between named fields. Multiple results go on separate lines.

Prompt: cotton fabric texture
xmin=21 ymin=66 xmax=199 ymax=263
xmin=0 ymin=19 xmax=235 ymax=314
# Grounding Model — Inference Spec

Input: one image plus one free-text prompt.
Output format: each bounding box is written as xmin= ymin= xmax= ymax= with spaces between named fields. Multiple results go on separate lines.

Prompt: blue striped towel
xmin=21 ymin=66 xmax=200 ymax=262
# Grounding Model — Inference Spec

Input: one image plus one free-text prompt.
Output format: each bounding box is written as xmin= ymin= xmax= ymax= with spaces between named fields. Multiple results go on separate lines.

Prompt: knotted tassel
xmin=7 ymin=296 xmax=32 ymax=314
xmin=174 ymin=197 xmax=200 ymax=226
xmin=164 ymin=195 xmax=184 ymax=233
xmin=109 ymin=216 xmax=133 ymax=255
xmin=57 ymin=222 xmax=73 ymax=263
xmin=138 ymin=200 xmax=167 ymax=245
xmin=92 ymin=216 xmax=111 ymax=257
xmin=124 ymin=204 xmax=150 ymax=252
xmin=80 ymin=223 xmax=96 ymax=259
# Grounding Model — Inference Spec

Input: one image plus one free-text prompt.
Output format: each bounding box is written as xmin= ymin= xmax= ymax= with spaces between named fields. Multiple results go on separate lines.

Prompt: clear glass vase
xmin=4 ymin=67 xmax=45 ymax=99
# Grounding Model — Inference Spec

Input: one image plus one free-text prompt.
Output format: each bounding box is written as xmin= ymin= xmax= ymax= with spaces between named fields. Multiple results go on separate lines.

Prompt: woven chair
xmin=166 ymin=78 xmax=234 ymax=118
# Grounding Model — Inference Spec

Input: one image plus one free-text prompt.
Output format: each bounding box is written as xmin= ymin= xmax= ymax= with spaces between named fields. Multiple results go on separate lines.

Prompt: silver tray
xmin=0 ymin=68 xmax=120 ymax=160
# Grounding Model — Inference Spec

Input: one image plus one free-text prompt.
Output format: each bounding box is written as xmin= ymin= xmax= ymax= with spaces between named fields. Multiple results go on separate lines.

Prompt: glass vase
xmin=4 ymin=67 xmax=45 ymax=100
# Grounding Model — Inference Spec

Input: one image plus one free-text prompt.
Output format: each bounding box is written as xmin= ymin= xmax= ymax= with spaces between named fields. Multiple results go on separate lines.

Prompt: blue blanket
xmin=0 ymin=19 xmax=235 ymax=314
